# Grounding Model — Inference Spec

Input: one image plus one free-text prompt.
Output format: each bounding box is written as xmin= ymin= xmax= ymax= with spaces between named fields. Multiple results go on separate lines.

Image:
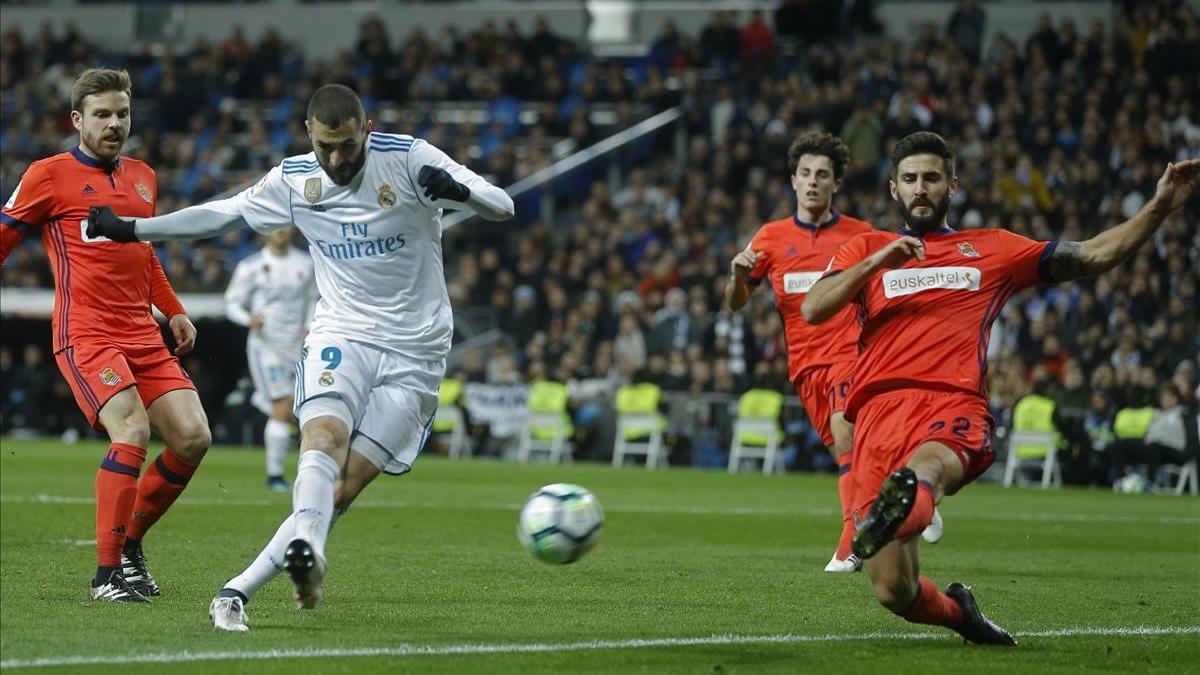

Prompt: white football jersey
xmin=219 ymin=133 xmax=491 ymax=359
xmin=224 ymin=246 xmax=317 ymax=358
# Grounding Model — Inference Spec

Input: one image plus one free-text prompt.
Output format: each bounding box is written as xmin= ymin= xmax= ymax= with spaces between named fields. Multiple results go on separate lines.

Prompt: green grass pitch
xmin=1 ymin=438 xmax=1197 ymax=674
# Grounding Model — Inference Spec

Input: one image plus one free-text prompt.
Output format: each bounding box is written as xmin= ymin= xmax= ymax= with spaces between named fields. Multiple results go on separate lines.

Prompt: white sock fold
xmin=292 ymin=450 xmax=340 ymax=559
xmin=264 ymin=419 xmax=292 ymax=478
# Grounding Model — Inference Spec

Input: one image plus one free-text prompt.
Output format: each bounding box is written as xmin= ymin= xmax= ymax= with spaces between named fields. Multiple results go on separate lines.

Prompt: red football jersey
xmin=824 ymin=226 xmax=1055 ymax=419
xmin=747 ymin=212 xmax=874 ymax=382
xmin=1 ymin=148 xmax=184 ymax=352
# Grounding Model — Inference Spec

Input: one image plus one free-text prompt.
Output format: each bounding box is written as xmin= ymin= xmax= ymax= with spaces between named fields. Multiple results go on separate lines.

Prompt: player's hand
xmin=731 ymin=247 xmax=760 ymax=279
xmin=169 ymin=314 xmax=197 ymax=355
xmin=1152 ymin=159 xmax=1200 ymax=214
xmin=86 ymin=206 xmax=138 ymax=243
xmin=873 ymin=236 xmax=925 ymax=269
xmin=417 ymin=165 xmax=470 ymax=202
xmin=249 ymin=314 xmax=265 ymax=332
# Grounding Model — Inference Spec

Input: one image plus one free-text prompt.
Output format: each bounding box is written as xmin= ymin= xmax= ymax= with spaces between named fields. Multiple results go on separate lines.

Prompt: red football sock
xmin=125 ymin=448 xmax=199 ymax=543
xmin=902 ymin=576 xmax=965 ymax=628
xmin=95 ymin=443 xmax=147 ymax=566
xmin=895 ymin=480 xmax=935 ymax=541
xmin=835 ymin=453 xmax=856 ymax=559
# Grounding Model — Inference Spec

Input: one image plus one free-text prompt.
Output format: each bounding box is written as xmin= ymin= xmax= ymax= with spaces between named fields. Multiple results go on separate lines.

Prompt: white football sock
xmin=224 ymin=507 xmax=348 ymax=600
xmin=292 ymin=450 xmax=340 ymax=558
xmin=264 ymin=419 xmax=292 ymax=478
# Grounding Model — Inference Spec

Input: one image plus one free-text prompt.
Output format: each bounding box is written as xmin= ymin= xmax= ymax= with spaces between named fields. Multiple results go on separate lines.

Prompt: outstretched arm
xmin=88 ymin=202 xmax=248 ymax=242
xmin=88 ymin=166 xmax=293 ymax=243
xmin=803 ymin=236 xmax=925 ymax=324
xmin=1047 ymin=160 xmax=1200 ymax=282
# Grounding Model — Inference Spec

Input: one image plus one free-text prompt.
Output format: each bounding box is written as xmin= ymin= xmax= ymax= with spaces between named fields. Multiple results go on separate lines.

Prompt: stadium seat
xmin=516 ymin=380 xmax=573 ymax=464
xmin=728 ymin=389 xmax=784 ymax=475
xmin=1158 ymin=460 xmax=1198 ymax=496
xmin=612 ymin=383 xmax=667 ymax=469
xmin=1002 ymin=430 xmax=1062 ymax=489
xmin=433 ymin=378 xmax=470 ymax=459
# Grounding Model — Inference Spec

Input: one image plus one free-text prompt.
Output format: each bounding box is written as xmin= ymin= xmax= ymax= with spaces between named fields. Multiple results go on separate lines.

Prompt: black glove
xmin=418 ymin=165 xmax=470 ymax=202
xmin=87 ymin=206 xmax=138 ymax=242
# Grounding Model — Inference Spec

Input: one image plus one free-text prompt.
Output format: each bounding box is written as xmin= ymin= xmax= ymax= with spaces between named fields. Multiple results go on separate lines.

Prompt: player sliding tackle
xmin=87 ymin=84 xmax=515 ymax=631
xmin=803 ymin=131 xmax=1199 ymax=646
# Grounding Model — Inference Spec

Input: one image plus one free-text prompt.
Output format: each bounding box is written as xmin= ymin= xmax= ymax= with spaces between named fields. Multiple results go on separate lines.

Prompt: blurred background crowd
xmin=2 ymin=0 xmax=1198 ymax=484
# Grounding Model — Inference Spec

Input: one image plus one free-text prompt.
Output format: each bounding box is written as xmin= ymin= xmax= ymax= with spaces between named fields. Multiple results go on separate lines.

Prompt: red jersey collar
xmin=793 ymin=210 xmax=841 ymax=231
xmin=71 ymin=146 xmax=120 ymax=173
xmin=899 ymin=224 xmax=955 ymax=238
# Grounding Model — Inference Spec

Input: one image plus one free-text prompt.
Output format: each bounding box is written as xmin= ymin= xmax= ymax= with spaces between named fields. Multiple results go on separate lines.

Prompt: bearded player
xmin=0 ymin=69 xmax=211 ymax=603
xmin=804 ymin=132 xmax=1199 ymax=644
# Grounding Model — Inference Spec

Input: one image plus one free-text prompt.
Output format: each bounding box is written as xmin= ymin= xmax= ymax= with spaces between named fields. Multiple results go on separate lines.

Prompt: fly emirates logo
xmin=881 ymin=266 xmax=982 ymax=298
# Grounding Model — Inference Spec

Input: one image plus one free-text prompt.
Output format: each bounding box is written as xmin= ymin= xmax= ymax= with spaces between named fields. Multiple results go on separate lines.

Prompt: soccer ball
xmin=517 ymin=483 xmax=604 ymax=564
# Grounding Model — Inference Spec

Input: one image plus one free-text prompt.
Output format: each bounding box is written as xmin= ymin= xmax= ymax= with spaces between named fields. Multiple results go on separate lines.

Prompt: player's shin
xmin=835 ymin=453 xmax=856 ymax=559
xmin=292 ymin=450 xmax=340 ymax=557
xmin=125 ymin=448 xmax=199 ymax=543
xmin=264 ymin=419 xmax=292 ymax=480
xmin=900 ymin=576 xmax=965 ymax=629
xmin=94 ymin=443 xmax=147 ymax=579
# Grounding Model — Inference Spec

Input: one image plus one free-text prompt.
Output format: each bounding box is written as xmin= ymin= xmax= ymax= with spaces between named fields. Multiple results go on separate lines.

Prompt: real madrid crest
xmin=378 ymin=184 xmax=396 ymax=208
xmin=304 ymin=177 xmax=323 ymax=203
xmin=134 ymin=181 xmax=153 ymax=204
xmin=318 ymin=371 xmax=335 ymax=387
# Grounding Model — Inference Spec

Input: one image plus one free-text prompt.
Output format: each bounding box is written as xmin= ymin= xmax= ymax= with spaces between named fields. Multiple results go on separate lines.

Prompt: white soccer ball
xmin=517 ymin=483 xmax=604 ymax=564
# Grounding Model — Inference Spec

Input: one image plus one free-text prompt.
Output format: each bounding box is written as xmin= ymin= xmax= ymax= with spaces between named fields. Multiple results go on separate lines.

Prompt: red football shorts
xmin=55 ymin=341 xmax=195 ymax=429
xmin=794 ymin=360 xmax=854 ymax=449
xmin=849 ymin=389 xmax=996 ymax=521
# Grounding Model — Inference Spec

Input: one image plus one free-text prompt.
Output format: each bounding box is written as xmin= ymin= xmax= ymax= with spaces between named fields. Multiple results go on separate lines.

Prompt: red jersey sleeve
xmin=821 ymin=231 xmax=876 ymax=279
xmin=993 ymin=230 xmax=1057 ymax=290
xmin=148 ymin=251 xmax=186 ymax=318
xmin=745 ymin=228 xmax=773 ymax=287
xmin=1 ymin=162 xmax=55 ymax=265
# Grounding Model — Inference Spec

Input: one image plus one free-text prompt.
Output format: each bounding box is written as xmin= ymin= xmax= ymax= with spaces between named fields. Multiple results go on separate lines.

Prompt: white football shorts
xmin=294 ymin=331 xmax=443 ymax=475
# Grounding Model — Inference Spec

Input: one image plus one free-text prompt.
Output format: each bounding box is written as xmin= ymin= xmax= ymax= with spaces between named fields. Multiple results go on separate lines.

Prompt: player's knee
xmin=110 ymin=407 xmax=151 ymax=448
xmin=304 ymin=422 xmax=349 ymax=454
xmin=170 ymin=421 xmax=212 ymax=460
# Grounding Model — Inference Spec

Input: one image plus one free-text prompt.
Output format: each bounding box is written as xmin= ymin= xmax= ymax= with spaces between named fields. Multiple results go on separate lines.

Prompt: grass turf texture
xmin=1 ymin=438 xmax=1197 ymax=674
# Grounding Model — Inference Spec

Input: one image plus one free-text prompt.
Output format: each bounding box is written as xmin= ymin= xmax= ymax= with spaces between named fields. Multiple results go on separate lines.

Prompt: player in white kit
xmin=86 ymin=85 xmax=515 ymax=631
xmin=224 ymin=226 xmax=317 ymax=491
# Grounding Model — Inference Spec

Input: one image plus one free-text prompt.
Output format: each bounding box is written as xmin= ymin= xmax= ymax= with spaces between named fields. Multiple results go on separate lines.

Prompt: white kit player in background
xmin=224 ymin=226 xmax=317 ymax=491
xmin=85 ymin=84 xmax=514 ymax=632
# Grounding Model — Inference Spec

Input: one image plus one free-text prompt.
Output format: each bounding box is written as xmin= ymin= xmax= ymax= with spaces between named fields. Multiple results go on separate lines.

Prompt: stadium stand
xmin=2 ymin=2 xmax=1197 ymax=485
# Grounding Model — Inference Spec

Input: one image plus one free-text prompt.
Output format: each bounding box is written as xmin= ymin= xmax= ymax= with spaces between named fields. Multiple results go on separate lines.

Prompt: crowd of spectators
xmin=2 ymin=2 xmax=1198 ymax=480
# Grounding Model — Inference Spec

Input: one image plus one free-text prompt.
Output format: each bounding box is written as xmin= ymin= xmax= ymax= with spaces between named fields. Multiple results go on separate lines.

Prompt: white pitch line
xmin=3 ymin=493 xmax=1197 ymax=525
xmin=0 ymin=625 xmax=1196 ymax=670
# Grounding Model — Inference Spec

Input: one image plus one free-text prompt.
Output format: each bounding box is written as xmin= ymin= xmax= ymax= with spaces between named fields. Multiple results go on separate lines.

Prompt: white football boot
xmin=209 ymin=595 xmax=249 ymax=632
xmin=823 ymin=552 xmax=863 ymax=573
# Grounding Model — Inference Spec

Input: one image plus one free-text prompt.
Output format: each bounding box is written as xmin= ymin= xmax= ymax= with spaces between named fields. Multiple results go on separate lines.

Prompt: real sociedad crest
xmin=304 ymin=177 xmax=323 ymax=203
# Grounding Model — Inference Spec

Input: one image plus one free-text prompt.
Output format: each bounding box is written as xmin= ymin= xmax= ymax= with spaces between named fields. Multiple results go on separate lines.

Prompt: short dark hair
xmin=787 ymin=132 xmax=850 ymax=180
xmin=891 ymin=131 xmax=956 ymax=178
xmin=306 ymin=84 xmax=365 ymax=128
xmin=71 ymin=68 xmax=132 ymax=113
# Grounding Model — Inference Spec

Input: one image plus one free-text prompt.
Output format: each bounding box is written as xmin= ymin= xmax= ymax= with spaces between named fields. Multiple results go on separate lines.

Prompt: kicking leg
xmin=212 ymin=451 xmax=378 ymax=630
